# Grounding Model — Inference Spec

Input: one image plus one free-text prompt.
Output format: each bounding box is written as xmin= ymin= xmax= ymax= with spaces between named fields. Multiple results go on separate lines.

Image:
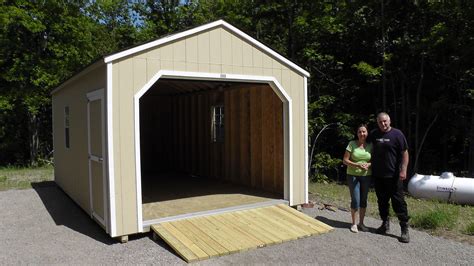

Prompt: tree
xmin=0 ymin=0 xmax=472 ymax=178
xmin=0 ymin=1 xmax=108 ymax=165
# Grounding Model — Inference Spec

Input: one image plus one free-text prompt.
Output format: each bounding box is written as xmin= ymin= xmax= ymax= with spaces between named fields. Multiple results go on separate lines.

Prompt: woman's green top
xmin=346 ymin=140 xmax=372 ymax=176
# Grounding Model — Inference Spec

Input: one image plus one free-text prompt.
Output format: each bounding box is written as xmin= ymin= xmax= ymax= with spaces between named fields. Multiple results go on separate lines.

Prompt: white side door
xmin=87 ymin=89 xmax=107 ymax=227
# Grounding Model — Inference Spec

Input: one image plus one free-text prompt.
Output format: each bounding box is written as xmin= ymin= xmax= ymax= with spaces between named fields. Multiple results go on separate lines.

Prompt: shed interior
xmin=139 ymin=78 xmax=285 ymax=221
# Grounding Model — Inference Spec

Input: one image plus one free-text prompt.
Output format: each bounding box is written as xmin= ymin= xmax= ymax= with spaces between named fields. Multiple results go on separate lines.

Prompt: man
xmin=370 ymin=112 xmax=410 ymax=243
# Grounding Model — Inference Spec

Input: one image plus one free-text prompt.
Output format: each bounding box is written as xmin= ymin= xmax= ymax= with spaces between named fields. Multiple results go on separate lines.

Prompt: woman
xmin=343 ymin=124 xmax=372 ymax=233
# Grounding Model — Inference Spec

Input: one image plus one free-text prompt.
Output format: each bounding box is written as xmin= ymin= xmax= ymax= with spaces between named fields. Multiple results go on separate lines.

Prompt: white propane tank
xmin=408 ymin=172 xmax=474 ymax=205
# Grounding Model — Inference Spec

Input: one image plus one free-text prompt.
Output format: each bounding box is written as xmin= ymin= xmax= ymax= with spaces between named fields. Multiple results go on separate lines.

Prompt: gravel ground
xmin=1 ymin=184 xmax=473 ymax=265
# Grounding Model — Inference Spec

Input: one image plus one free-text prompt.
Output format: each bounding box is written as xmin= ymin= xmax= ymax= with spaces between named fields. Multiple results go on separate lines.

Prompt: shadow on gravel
xmin=315 ymin=216 xmax=351 ymax=229
xmin=150 ymin=235 xmax=177 ymax=253
xmin=315 ymin=215 xmax=401 ymax=240
xmin=31 ymin=181 xmax=116 ymax=245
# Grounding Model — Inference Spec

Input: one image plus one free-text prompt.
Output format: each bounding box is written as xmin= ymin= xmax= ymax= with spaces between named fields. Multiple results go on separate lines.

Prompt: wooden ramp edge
xmin=151 ymin=204 xmax=333 ymax=262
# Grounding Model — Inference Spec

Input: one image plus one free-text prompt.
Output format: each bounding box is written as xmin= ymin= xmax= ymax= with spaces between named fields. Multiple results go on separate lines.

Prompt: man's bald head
xmin=377 ymin=112 xmax=391 ymax=132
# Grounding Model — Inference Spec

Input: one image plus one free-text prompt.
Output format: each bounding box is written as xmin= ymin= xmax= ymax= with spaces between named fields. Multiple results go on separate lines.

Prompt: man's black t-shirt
xmin=369 ymin=128 xmax=408 ymax=178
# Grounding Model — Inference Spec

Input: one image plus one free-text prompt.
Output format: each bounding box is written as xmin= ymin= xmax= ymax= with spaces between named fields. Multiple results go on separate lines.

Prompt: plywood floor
xmin=142 ymin=174 xmax=282 ymax=221
xmin=152 ymin=204 xmax=334 ymax=262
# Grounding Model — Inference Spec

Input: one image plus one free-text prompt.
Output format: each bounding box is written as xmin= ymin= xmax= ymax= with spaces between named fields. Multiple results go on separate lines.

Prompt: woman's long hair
xmin=355 ymin=123 xmax=369 ymax=140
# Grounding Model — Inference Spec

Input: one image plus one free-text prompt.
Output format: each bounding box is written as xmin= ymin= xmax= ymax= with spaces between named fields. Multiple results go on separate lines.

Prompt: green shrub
xmin=411 ymin=207 xmax=458 ymax=230
xmin=0 ymin=175 xmax=6 ymax=182
xmin=311 ymin=172 xmax=330 ymax=183
xmin=311 ymin=152 xmax=341 ymax=182
xmin=465 ymin=222 xmax=474 ymax=235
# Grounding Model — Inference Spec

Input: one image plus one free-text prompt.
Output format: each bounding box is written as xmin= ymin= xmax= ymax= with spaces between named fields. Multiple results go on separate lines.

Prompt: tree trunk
xmin=443 ymin=132 xmax=448 ymax=170
xmin=404 ymin=68 xmax=412 ymax=153
xmin=414 ymin=114 xmax=438 ymax=173
xmin=381 ymin=0 xmax=386 ymax=111
xmin=414 ymin=56 xmax=424 ymax=170
xmin=400 ymin=71 xmax=406 ymax=132
xmin=390 ymin=75 xmax=397 ymax=123
xmin=469 ymin=105 xmax=474 ymax=176
xmin=287 ymin=0 xmax=296 ymax=60
xmin=28 ymin=112 xmax=40 ymax=167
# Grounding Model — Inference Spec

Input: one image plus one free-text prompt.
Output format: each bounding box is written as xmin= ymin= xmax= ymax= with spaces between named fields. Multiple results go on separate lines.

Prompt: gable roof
xmin=52 ymin=20 xmax=309 ymax=95
xmin=104 ymin=19 xmax=310 ymax=77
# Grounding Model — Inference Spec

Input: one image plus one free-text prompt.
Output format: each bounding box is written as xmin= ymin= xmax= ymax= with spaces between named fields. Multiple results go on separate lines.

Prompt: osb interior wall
xmin=140 ymin=84 xmax=283 ymax=195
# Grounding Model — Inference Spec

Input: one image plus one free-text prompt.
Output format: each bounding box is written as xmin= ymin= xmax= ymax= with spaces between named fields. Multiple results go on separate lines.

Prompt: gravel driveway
xmin=1 ymin=183 xmax=473 ymax=265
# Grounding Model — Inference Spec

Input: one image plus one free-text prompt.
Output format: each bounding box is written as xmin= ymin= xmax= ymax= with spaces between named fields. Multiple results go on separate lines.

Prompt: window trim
xmin=211 ymin=105 xmax=224 ymax=143
xmin=64 ymin=106 xmax=70 ymax=149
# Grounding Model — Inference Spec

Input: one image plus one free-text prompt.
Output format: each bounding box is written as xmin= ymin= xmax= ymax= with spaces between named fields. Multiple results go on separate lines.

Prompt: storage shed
xmin=51 ymin=20 xmax=310 ymax=241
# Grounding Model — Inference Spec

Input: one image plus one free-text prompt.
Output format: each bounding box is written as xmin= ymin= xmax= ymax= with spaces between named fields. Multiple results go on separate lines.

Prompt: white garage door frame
xmin=133 ymin=70 xmax=293 ymax=233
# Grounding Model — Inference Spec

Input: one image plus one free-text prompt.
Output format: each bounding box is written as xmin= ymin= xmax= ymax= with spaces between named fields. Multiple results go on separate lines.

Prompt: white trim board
xmin=86 ymin=88 xmax=107 ymax=229
xmin=304 ymin=77 xmax=309 ymax=204
xmin=106 ymin=63 xmax=117 ymax=237
xmin=134 ymin=70 xmax=294 ymax=233
xmin=104 ymin=20 xmax=310 ymax=78
xmin=86 ymin=89 xmax=104 ymax=101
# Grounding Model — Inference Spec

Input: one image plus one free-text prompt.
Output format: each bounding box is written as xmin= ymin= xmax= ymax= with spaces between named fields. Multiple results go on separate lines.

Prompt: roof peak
xmin=103 ymin=19 xmax=309 ymax=77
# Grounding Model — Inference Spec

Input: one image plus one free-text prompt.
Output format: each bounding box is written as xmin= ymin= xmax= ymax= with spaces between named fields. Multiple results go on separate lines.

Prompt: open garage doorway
xmin=138 ymin=77 xmax=287 ymax=224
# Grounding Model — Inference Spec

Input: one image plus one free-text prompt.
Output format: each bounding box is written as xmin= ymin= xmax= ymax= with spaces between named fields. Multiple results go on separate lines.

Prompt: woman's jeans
xmin=347 ymin=175 xmax=371 ymax=209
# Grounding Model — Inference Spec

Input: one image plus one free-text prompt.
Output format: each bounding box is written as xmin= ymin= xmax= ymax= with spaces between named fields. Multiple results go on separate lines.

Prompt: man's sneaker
xmin=375 ymin=220 xmax=390 ymax=234
xmin=400 ymin=228 xmax=410 ymax=243
xmin=358 ymin=223 xmax=369 ymax=232
xmin=350 ymin=224 xmax=358 ymax=233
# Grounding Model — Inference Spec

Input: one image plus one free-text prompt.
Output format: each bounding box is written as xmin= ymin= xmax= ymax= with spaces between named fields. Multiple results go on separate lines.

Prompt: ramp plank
xmin=266 ymin=206 xmax=320 ymax=234
xmin=152 ymin=204 xmax=333 ymax=262
xmin=258 ymin=207 xmax=314 ymax=237
xmin=218 ymin=212 xmax=267 ymax=247
xmin=228 ymin=212 xmax=279 ymax=245
xmin=207 ymin=215 xmax=255 ymax=251
xmin=160 ymin=223 xmax=209 ymax=260
xmin=172 ymin=219 xmax=221 ymax=258
xmin=269 ymin=205 xmax=325 ymax=233
xmin=194 ymin=216 xmax=241 ymax=253
xmin=202 ymin=215 xmax=247 ymax=251
xmin=247 ymin=209 xmax=300 ymax=240
xmin=151 ymin=224 xmax=200 ymax=262
xmin=184 ymin=219 xmax=230 ymax=255
xmin=276 ymin=204 xmax=334 ymax=232
xmin=233 ymin=211 xmax=285 ymax=244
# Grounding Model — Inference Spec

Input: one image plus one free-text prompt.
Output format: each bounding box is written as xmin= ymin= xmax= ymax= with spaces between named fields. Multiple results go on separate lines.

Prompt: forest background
xmin=1 ymin=0 xmax=473 ymax=182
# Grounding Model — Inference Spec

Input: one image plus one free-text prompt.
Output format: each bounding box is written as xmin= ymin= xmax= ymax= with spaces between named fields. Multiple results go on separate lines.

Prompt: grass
xmin=0 ymin=165 xmax=54 ymax=191
xmin=411 ymin=207 xmax=458 ymax=230
xmin=309 ymin=181 xmax=474 ymax=243
xmin=466 ymin=223 xmax=474 ymax=235
xmin=0 ymin=167 xmax=472 ymax=243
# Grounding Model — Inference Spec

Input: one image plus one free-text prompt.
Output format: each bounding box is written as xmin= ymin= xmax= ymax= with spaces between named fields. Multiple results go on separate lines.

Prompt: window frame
xmin=211 ymin=105 xmax=224 ymax=143
xmin=64 ymin=106 xmax=70 ymax=149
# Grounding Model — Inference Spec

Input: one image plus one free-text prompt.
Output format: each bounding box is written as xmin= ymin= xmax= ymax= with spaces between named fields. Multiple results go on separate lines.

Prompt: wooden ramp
xmin=151 ymin=204 xmax=333 ymax=262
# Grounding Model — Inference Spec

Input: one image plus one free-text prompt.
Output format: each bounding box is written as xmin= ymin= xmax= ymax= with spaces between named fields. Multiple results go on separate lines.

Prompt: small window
xmin=64 ymin=106 xmax=70 ymax=149
xmin=211 ymin=105 xmax=224 ymax=143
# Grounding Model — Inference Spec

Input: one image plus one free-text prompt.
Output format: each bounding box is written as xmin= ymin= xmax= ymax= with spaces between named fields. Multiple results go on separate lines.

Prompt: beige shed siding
xmin=114 ymin=58 xmax=138 ymax=235
xmin=185 ymin=35 xmax=198 ymax=71
xmin=146 ymin=58 xmax=161 ymax=82
xmin=160 ymin=44 xmax=173 ymax=69
xmin=291 ymin=71 xmax=305 ymax=204
xmin=112 ymin=26 xmax=307 ymax=236
xmin=242 ymin=42 xmax=253 ymax=67
xmin=198 ymin=32 xmax=210 ymax=69
xmin=53 ymin=65 xmax=106 ymax=213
